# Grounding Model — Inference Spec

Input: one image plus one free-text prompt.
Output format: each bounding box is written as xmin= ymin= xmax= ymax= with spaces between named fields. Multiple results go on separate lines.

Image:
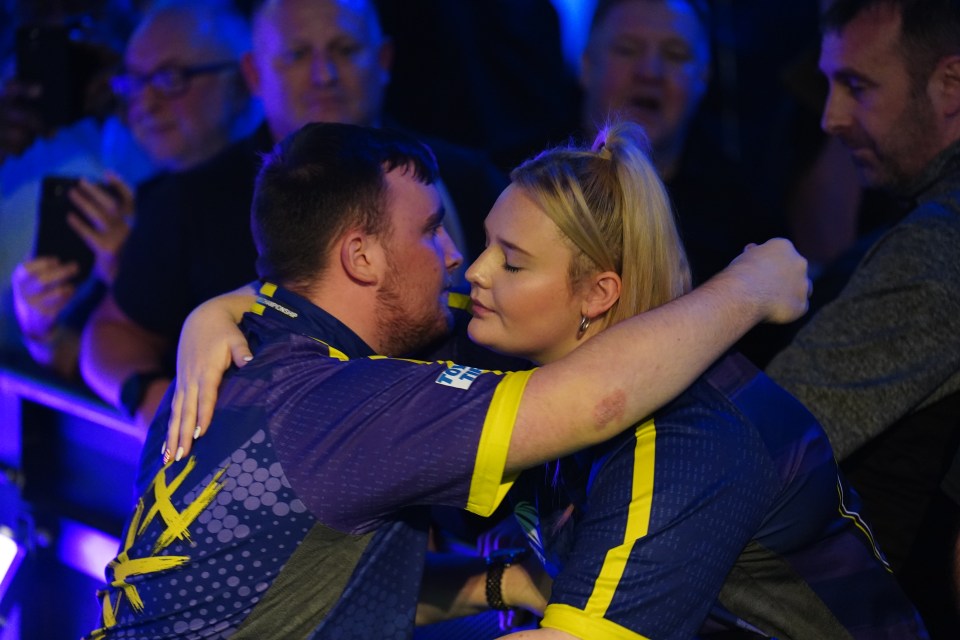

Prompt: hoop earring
xmin=577 ymin=315 xmax=591 ymax=338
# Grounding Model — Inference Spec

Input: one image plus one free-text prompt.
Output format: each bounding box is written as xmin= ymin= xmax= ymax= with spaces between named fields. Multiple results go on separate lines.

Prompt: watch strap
xmin=485 ymin=547 xmax=527 ymax=612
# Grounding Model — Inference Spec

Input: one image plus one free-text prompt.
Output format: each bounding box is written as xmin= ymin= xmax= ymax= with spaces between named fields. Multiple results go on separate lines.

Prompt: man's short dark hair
xmin=589 ymin=0 xmax=713 ymax=42
xmin=822 ymin=0 xmax=960 ymax=81
xmin=251 ymin=123 xmax=439 ymax=291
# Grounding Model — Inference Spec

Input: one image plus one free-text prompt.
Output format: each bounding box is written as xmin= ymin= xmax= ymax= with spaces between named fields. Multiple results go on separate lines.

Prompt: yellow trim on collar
xmin=259 ymin=282 xmax=278 ymax=297
xmin=448 ymin=291 xmax=471 ymax=311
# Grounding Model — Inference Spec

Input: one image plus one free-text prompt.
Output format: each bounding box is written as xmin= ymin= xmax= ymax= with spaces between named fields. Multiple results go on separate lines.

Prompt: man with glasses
xmin=10 ymin=1 xmax=261 ymax=379
xmin=112 ymin=3 xmax=261 ymax=173
xmin=112 ymin=62 xmax=237 ymax=97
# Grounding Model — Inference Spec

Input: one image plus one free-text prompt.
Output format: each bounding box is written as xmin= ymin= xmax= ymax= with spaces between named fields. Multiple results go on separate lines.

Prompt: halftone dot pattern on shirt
xmin=104 ymin=429 xmax=314 ymax=638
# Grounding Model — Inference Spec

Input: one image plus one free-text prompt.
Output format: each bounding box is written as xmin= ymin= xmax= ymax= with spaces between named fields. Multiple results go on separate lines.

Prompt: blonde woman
xmin=465 ymin=123 xmax=925 ymax=639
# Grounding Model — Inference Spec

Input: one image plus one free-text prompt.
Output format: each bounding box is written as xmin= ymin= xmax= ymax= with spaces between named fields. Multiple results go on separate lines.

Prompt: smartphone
xmin=34 ymin=176 xmax=120 ymax=282
xmin=15 ymin=25 xmax=82 ymax=128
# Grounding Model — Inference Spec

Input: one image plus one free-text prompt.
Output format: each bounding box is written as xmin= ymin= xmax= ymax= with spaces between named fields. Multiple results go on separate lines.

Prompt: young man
xmin=767 ymin=0 xmax=960 ymax=634
xmin=87 ymin=123 xmax=809 ymax=638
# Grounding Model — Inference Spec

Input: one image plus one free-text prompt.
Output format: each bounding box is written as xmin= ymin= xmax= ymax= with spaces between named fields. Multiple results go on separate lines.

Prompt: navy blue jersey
xmin=517 ymin=353 xmax=928 ymax=639
xmin=87 ymin=284 xmax=529 ymax=639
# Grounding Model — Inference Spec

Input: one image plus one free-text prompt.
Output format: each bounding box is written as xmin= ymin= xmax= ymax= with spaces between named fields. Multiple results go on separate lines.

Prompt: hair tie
xmin=596 ymin=140 xmax=612 ymax=160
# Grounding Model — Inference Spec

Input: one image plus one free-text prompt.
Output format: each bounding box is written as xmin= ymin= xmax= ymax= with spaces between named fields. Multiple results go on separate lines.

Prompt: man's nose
xmin=440 ymin=227 xmax=463 ymax=273
xmin=311 ymin=52 xmax=339 ymax=85
xmin=464 ymin=247 xmax=490 ymax=288
xmin=128 ymin=82 xmax=164 ymax=115
xmin=633 ymin=49 xmax=663 ymax=79
xmin=820 ymin=86 xmax=850 ymax=136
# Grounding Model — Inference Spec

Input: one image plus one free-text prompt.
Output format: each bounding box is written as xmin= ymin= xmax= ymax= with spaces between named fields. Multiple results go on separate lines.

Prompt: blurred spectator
xmin=0 ymin=0 xmax=144 ymax=162
xmin=580 ymin=0 xmax=783 ymax=284
xmin=580 ymin=0 xmax=708 ymax=179
xmin=374 ymin=0 xmax=582 ymax=172
xmin=9 ymin=0 xmax=262 ymax=379
xmin=943 ymin=443 xmax=960 ymax=620
xmin=114 ymin=1 xmax=262 ymax=170
xmin=0 ymin=0 xmax=152 ymax=362
xmin=766 ymin=1 xmax=960 ymax=635
xmin=773 ymin=19 xmax=908 ymax=277
xmin=81 ymin=0 xmax=506 ymax=426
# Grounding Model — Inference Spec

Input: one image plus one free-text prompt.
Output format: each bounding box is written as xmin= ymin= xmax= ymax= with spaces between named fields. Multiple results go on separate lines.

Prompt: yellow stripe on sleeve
xmin=584 ymin=418 xmax=657 ymax=616
xmin=466 ymin=369 xmax=536 ymax=516
xmin=542 ymin=603 xmax=652 ymax=640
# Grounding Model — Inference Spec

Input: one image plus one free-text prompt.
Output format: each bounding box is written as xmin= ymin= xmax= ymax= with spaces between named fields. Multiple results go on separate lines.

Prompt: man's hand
xmin=66 ymin=174 xmax=135 ymax=284
xmin=12 ymin=257 xmax=83 ymax=374
xmin=12 ymin=257 xmax=78 ymax=340
xmin=477 ymin=519 xmax=550 ymax=619
xmin=501 ymin=554 xmax=551 ymax=618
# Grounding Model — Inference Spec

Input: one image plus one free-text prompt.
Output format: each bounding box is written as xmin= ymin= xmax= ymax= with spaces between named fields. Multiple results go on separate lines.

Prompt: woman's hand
xmin=723 ymin=238 xmax=811 ymax=325
xmin=66 ymin=174 xmax=135 ymax=284
xmin=165 ymin=286 xmax=257 ymax=462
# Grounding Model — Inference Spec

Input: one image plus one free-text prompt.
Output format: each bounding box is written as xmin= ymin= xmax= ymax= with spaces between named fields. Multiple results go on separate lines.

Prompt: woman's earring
xmin=577 ymin=315 xmax=591 ymax=339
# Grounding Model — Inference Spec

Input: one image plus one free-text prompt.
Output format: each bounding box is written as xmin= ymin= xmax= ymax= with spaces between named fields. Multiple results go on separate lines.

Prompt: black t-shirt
xmin=113 ymin=126 xmax=272 ymax=369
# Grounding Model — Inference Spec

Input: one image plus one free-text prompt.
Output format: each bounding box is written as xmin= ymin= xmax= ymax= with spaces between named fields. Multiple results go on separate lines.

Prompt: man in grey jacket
xmin=766 ymin=0 xmax=960 ymax=634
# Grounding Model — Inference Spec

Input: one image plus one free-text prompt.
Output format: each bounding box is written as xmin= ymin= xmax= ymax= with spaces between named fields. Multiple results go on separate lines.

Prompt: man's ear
xmin=240 ymin=51 xmax=260 ymax=97
xmin=932 ymin=55 xmax=960 ymax=118
xmin=582 ymin=271 xmax=622 ymax=320
xmin=340 ymin=230 xmax=384 ymax=285
xmin=579 ymin=49 xmax=592 ymax=91
xmin=377 ymin=37 xmax=394 ymax=87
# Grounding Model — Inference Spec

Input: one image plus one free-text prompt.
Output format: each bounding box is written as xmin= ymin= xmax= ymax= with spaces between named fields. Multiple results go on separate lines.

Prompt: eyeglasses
xmin=110 ymin=61 xmax=238 ymax=99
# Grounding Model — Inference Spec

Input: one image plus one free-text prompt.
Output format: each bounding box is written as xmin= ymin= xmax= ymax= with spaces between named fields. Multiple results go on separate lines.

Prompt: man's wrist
xmin=21 ymin=323 xmax=64 ymax=363
xmin=22 ymin=321 xmax=62 ymax=346
xmin=119 ymin=370 xmax=167 ymax=418
xmin=485 ymin=547 xmax=528 ymax=611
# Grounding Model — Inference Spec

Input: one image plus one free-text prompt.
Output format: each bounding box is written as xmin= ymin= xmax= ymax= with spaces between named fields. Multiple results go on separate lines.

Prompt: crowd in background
xmin=0 ymin=1 xmax=958 ymax=638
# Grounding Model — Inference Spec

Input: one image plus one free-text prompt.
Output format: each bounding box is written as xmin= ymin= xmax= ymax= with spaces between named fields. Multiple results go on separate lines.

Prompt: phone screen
xmin=35 ymin=177 xmax=97 ymax=282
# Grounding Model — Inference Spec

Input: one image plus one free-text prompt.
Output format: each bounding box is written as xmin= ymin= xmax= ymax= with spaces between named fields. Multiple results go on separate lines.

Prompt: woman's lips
xmin=470 ymin=298 xmax=493 ymax=317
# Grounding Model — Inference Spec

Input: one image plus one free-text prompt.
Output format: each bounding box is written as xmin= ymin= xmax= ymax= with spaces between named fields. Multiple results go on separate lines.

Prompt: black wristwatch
xmin=119 ymin=370 xmax=167 ymax=418
xmin=485 ymin=547 xmax=528 ymax=611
